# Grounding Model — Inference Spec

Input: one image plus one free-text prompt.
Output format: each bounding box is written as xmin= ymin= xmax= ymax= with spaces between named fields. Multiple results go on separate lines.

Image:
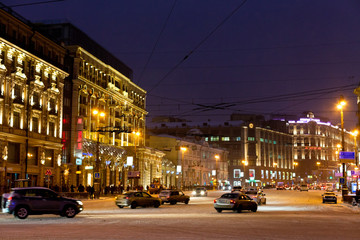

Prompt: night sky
xmin=4 ymin=0 xmax=360 ymax=129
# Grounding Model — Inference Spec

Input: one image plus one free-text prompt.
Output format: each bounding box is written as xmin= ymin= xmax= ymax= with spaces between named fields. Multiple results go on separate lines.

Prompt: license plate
xmin=218 ymin=199 xmax=228 ymax=204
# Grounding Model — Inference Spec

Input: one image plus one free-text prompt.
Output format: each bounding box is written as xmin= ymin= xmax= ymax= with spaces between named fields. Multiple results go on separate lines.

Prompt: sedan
xmin=245 ymin=191 xmax=266 ymax=205
xmin=115 ymin=192 xmax=161 ymax=209
xmin=214 ymin=193 xmax=258 ymax=213
xmin=322 ymin=192 xmax=337 ymax=204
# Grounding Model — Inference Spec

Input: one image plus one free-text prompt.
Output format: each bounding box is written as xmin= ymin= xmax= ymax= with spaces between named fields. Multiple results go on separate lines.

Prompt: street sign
xmin=76 ymin=158 xmax=82 ymax=165
xmin=340 ymin=177 xmax=345 ymax=184
xmin=339 ymin=151 xmax=355 ymax=163
xmin=45 ymin=169 xmax=52 ymax=175
xmin=94 ymin=172 xmax=100 ymax=179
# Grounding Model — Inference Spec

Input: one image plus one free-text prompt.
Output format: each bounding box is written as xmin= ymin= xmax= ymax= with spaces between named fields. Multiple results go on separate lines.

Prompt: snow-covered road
xmin=1 ymin=189 xmax=359 ymax=239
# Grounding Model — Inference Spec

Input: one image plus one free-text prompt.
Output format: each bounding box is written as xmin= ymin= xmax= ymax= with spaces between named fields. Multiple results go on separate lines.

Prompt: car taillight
xmin=214 ymin=199 xmax=217 ymax=203
xmin=230 ymin=199 xmax=235 ymax=204
xmin=8 ymin=196 xmax=12 ymax=201
xmin=167 ymin=196 xmax=170 ymax=199
xmin=125 ymin=197 xmax=129 ymax=199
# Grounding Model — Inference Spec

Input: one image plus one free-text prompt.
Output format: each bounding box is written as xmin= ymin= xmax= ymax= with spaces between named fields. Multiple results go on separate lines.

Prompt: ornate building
xmin=36 ymin=23 xmax=147 ymax=190
xmin=0 ymin=5 xmax=68 ymax=193
xmin=288 ymin=112 xmax=356 ymax=184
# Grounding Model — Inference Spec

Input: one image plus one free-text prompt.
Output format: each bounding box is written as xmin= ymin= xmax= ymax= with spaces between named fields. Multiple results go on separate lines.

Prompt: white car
xmin=300 ymin=185 xmax=308 ymax=191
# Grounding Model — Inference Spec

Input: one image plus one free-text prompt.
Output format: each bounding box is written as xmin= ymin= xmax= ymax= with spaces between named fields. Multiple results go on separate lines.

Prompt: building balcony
xmin=13 ymin=97 xmax=24 ymax=105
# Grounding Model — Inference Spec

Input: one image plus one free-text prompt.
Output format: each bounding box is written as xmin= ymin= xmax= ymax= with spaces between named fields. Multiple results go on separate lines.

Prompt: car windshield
xmin=220 ymin=193 xmax=239 ymax=199
xmin=324 ymin=193 xmax=335 ymax=196
xmin=196 ymin=188 xmax=205 ymax=191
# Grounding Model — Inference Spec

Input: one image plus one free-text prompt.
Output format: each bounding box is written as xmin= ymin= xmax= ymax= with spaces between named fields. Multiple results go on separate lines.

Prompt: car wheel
xmin=154 ymin=201 xmax=160 ymax=208
xmin=237 ymin=205 xmax=242 ymax=213
xmin=117 ymin=206 xmax=124 ymax=208
xmin=335 ymin=201 xmax=337 ymax=204
xmin=251 ymin=205 xmax=257 ymax=212
xmin=322 ymin=200 xmax=325 ymax=204
xmin=184 ymin=199 xmax=189 ymax=204
xmin=161 ymin=201 xmax=165 ymax=205
xmin=131 ymin=202 xmax=137 ymax=209
xmin=63 ymin=205 xmax=77 ymax=218
xmin=14 ymin=206 xmax=29 ymax=219
xmin=170 ymin=200 xmax=176 ymax=205
xmin=216 ymin=209 xmax=222 ymax=213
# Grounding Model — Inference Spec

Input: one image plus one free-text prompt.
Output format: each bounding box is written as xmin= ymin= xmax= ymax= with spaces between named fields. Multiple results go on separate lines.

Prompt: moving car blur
xmin=159 ymin=190 xmax=190 ymax=205
xmin=115 ymin=191 xmax=161 ymax=209
xmin=214 ymin=192 xmax=258 ymax=213
xmin=322 ymin=192 xmax=337 ymax=204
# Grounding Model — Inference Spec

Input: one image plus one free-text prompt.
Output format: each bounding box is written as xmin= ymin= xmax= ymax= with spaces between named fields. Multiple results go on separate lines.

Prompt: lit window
xmin=235 ymin=137 xmax=241 ymax=141
xmin=221 ymin=137 xmax=230 ymax=141
xmin=248 ymin=137 xmax=255 ymax=141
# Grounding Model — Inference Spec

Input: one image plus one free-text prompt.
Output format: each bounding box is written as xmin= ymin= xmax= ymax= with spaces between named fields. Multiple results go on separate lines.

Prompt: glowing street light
xmin=337 ymin=95 xmax=347 ymax=196
xmin=180 ymin=147 xmax=187 ymax=190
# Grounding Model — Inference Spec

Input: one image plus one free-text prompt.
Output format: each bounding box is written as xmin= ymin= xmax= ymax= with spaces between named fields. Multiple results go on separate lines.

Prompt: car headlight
xmin=201 ymin=191 xmax=205 ymax=195
xmin=192 ymin=191 xmax=196 ymax=195
xmin=76 ymin=200 xmax=83 ymax=205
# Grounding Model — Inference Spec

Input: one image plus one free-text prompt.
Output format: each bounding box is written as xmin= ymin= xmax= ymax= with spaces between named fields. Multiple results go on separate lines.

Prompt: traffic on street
xmin=1 ymin=189 xmax=360 ymax=239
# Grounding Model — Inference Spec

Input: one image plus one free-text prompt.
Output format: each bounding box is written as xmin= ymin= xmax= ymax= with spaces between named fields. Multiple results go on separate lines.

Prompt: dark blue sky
xmin=5 ymin=0 xmax=360 ymax=129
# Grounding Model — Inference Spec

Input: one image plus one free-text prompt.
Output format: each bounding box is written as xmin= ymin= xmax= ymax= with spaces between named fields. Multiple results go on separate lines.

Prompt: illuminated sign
xmin=127 ymin=156 xmax=133 ymax=166
xmin=85 ymin=166 xmax=93 ymax=170
xmin=76 ymin=158 xmax=82 ymax=165
xmin=177 ymin=165 xmax=182 ymax=173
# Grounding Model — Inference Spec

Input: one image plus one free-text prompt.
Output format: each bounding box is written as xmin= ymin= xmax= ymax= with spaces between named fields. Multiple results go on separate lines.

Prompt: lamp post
xmin=352 ymin=130 xmax=358 ymax=190
xmin=132 ymin=131 xmax=140 ymax=188
xmin=337 ymin=96 xmax=347 ymax=196
xmin=316 ymin=161 xmax=321 ymax=184
xmin=242 ymin=160 xmax=248 ymax=187
xmin=215 ymin=154 xmax=220 ymax=190
xmin=293 ymin=162 xmax=298 ymax=185
xmin=180 ymin=147 xmax=187 ymax=190
xmin=93 ymin=109 xmax=105 ymax=199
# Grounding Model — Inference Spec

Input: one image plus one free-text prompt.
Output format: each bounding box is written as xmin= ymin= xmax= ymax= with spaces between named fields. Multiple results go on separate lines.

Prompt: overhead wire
xmin=3 ymin=0 xmax=64 ymax=8
xmin=136 ymin=0 xmax=177 ymax=85
xmin=147 ymin=0 xmax=248 ymax=93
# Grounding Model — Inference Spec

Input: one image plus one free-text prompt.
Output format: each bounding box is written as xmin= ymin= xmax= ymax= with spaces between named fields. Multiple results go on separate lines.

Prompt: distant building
xmin=147 ymin=134 xmax=229 ymax=188
xmin=288 ymin=112 xmax=355 ymax=184
xmin=0 ymin=4 xmax=68 ymax=192
xmin=148 ymin=116 xmax=293 ymax=188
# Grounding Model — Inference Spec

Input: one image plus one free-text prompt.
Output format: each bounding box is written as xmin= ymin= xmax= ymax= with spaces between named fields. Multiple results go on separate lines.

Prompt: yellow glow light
xmin=180 ymin=147 xmax=187 ymax=152
xmin=92 ymin=110 xmax=98 ymax=115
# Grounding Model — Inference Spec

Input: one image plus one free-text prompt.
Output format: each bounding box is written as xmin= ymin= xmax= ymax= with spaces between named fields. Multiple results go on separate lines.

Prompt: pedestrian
xmin=89 ymin=186 xmax=95 ymax=199
xmin=78 ymin=184 xmax=85 ymax=192
xmin=70 ymin=184 xmax=75 ymax=192
xmin=126 ymin=185 xmax=130 ymax=192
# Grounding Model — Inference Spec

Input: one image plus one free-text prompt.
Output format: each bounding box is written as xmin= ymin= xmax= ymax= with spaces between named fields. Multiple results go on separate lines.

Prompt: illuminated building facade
xmin=0 ymin=5 xmax=67 ymax=193
xmin=36 ymin=23 xmax=147 ymax=189
xmin=288 ymin=112 xmax=355 ymax=183
xmin=147 ymin=135 xmax=229 ymax=188
xmin=148 ymin=116 xmax=293 ymax=187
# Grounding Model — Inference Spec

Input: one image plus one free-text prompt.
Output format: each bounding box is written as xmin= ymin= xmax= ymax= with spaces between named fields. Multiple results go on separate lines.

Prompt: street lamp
xmin=215 ymin=154 xmax=220 ymax=190
xmin=241 ymin=160 xmax=248 ymax=187
xmin=132 ymin=131 xmax=140 ymax=188
xmin=93 ymin=109 xmax=105 ymax=199
xmin=180 ymin=147 xmax=187 ymax=190
xmin=337 ymin=96 xmax=347 ymax=196
xmin=316 ymin=161 xmax=321 ymax=183
xmin=293 ymin=162 xmax=298 ymax=184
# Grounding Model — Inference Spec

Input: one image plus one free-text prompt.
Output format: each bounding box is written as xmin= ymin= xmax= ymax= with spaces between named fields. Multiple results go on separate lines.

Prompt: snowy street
xmin=1 ymin=189 xmax=360 ymax=239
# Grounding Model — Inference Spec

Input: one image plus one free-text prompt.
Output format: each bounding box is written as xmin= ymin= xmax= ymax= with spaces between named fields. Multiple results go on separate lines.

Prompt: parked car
xmin=1 ymin=187 xmax=83 ymax=219
xmin=115 ymin=191 xmax=161 ymax=209
xmin=192 ymin=187 xmax=207 ymax=197
xmin=245 ymin=190 xmax=266 ymax=205
xmin=322 ymin=192 xmax=337 ymax=204
xmin=214 ymin=192 xmax=258 ymax=213
xmin=159 ymin=190 xmax=190 ymax=205
xmin=231 ymin=186 xmax=242 ymax=192
xmin=245 ymin=187 xmax=258 ymax=194
xmin=300 ymin=184 xmax=308 ymax=192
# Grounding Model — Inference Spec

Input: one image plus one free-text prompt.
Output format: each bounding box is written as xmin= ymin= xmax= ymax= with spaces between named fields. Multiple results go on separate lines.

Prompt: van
xmin=300 ymin=184 xmax=308 ymax=192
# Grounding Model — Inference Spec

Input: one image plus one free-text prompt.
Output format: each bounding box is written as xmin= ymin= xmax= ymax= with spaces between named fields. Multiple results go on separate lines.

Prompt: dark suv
xmin=159 ymin=190 xmax=190 ymax=205
xmin=2 ymin=187 xmax=83 ymax=219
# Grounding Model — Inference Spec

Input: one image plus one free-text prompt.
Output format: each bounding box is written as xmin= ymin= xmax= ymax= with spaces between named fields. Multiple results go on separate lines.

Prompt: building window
xmin=45 ymin=149 xmax=54 ymax=167
xmin=234 ymin=169 xmax=241 ymax=178
xmin=235 ymin=137 xmax=241 ymax=141
xmin=210 ymin=136 xmax=219 ymax=141
xmin=13 ymin=112 xmax=20 ymax=128
xmin=8 ymin=142 xmax=20 ymax=164
xmin=28 ymin=147 xmax=38 ymax=165
xmin=49 ymin=122 xmax=55 ymax=137
xmin=248 ymin=137 xmax=255 ymax=141
xmin=221 ymin=137 xmax=230 ymax=141
xmin=32 ymin=117 xmax=39 ymax=133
